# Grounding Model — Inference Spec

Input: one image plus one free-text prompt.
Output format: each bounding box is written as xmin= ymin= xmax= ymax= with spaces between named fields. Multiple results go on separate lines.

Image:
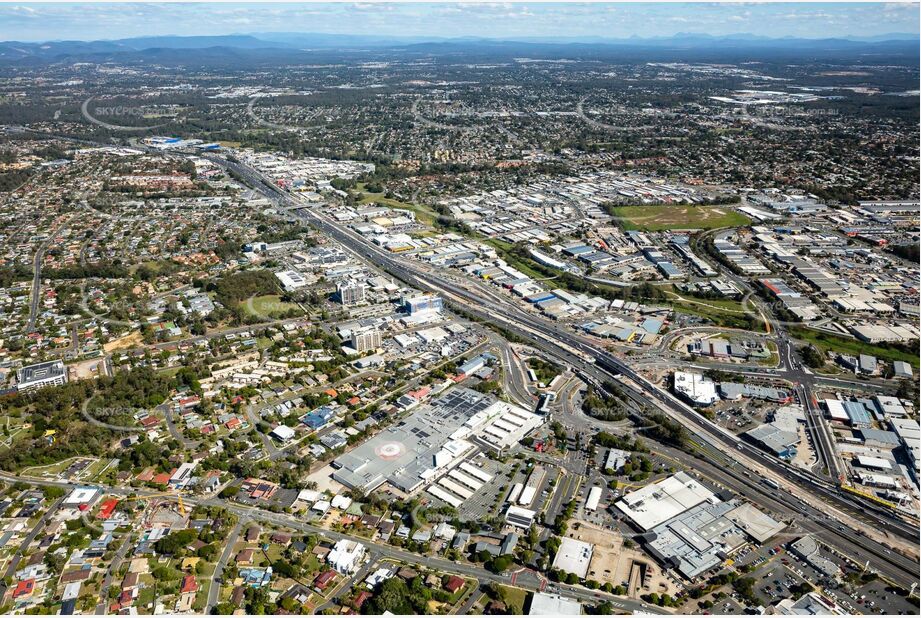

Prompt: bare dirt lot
xmin=567 ymin=519 xmax=681 ymax=598
xmin=67 ymin=357 xmax=109 ymax=381
xmin=103 ymin=330 xmax=143 ymax=352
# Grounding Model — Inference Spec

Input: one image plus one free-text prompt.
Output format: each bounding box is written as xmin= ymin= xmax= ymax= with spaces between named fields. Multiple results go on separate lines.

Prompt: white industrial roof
xmin=528 ymin=592 xmax=582 ymax=615
xmin=270 ymin=425 xmax=295 ymax=441
xmin=615 ymin=471 xmax=716 ymax=531
xmin=585 ymin=486 xmax=603 ymax=511
xmin=64 ymin=487 xmax=98 ymax=505
xmin=673 ymin=371 xmax=719 ymax=406
xmin=855 ymin=455 xmax=892 ymax=470
xmin=551 ymin=537 xmax=593 ymax=579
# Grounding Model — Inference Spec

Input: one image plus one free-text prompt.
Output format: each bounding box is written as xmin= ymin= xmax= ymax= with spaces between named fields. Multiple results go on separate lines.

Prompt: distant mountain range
xmin=0 ymin=32 xmax=917 ymax=65
xmin=254 ymin=30 xmax=921 ymax=47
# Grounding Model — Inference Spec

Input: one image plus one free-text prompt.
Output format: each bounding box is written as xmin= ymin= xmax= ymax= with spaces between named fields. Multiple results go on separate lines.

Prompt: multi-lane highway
xmin=18 ymin=127 xmax=919 ymax=600
xmin=203 ymin=153 xmax=920 ymax=589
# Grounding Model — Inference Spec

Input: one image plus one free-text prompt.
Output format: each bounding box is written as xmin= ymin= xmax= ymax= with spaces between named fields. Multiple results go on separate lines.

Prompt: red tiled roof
xmin=444 ymin=576 xmax=465 ymax=593
xmin=136 ymin=468 xmax=155 ymax=482
xmin=97 ymin=498 xmax=118 ymax=520
xmin=13 ymin=579 xmax=34 ymax=598
xmin=180 ymin=575 xmax=198 ymax=594
xmin=353 ymin=591 xmax=373 ymax=608
xmin=313 ymin=570 xmax=336 ymax=589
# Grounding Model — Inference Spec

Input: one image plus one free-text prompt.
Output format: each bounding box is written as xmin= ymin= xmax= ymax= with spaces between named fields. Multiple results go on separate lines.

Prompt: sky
xmin=0 ymin=2 xmax=917 ymax=43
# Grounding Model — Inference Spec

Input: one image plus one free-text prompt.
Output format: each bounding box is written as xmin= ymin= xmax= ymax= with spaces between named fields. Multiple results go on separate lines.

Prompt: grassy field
xmin=242 ymin=294 xmax=301 ymax=318
xmin=664 ymin=289 xmax=766 ymax=332
xmin=759 ymin=341 xmax=780 ymax=367
xmin=484 ymin=239 xmax=552 ymax=280
xmin=790 ymin=327 xmax=920 ymax=368
xmin=610 ymin=204 xmax=750 ymax=231
xmin=354 ymin=183 xmax=439 ymax=226
xmin=497 ymin=586 xmax=529 ymax=614
xmin=21 ymin=457 xmax=88 ymax=477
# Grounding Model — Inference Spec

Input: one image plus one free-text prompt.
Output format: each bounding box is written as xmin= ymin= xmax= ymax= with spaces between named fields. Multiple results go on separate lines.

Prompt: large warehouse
xmin=618 ymin=473 xmax=785 ymax=580
xmin=615 ymin=471 xmax=717 ymax=531
xmin=451 ymin=400 xmax=544 ymax=452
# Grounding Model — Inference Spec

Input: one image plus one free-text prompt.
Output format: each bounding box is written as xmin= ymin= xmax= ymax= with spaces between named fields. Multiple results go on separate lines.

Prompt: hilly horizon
xmin=0 ymin=31 xmax=917 ymax=67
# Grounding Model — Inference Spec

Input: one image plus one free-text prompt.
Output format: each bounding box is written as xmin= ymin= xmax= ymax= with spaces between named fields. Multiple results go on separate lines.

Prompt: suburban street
xmin=206 ymin=155 xmax=920 ymax=589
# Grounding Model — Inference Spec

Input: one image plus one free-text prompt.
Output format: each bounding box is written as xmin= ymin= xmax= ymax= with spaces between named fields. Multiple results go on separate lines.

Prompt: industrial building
xmin=551 ymin=537 xmax=594 ymax=579
xmin=788 ymin=536 xmax=840 ymax=579
xmin=641 ymin=500 xmax=745 ymax=580
xmin=528 ymin=592 xmax=582 ymax=615
xmin=672 ymin=371 xmax=719 ymax=407
xmin=774 ymin=592 xmax=841 ymax=615
xmin=456 ymin=355 xmax=487 ymax=378
xmin=452 ymin=400 xmax=544 ymax=453
xmin=889 ymin=418 xmax=920 ymax=473
xmin=892 ymin=361 xmax=913 ymax=379
xmin=623 ymin=474 xmax=785 ymax=580
xmin=604 ymin=448 xmax=628 ymax=473
xmin=718 ymin=382 xmax=791 ymax=403
xmin=743 ymin=405 xmax=805 ymax=459
xmin=584 ymin=486 xmax=603 ymax=511
xmin=823 ymin=399 xmax=873 ymax=427
xmin=275 ymin=270 xmax=307 ymax=292
xmin=505 ymin=505 xmax=537 ymax=529
xmin=403 ymin=294 xmax=443 ymax=315
xmin=616 ymin=472 xmax=717 ymax=532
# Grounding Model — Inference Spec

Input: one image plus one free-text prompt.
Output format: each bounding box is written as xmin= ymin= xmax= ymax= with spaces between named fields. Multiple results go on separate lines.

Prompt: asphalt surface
xmin=96 ymin=530 xmax=136 ymax=614
xmin=0 ymin=472 xmax=665 ymax=615
xmin=3 ymin=497 xmax=63 ymax=577
xmin=25 ymin=218 xmax=70 ymax=333
xmin=210 ymin=153 xmax=918 ymax=589
xmin=206 ymin=517 xmax=245 ymax=613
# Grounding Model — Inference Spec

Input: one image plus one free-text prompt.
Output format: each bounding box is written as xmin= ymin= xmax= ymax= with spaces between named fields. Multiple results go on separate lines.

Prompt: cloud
xmin=0 ymin=2 xmax=916 ymax=42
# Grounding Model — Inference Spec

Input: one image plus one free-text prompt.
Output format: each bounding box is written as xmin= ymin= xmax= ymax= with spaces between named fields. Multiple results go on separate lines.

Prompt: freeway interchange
xmin=205 ymin=153 xmax=920 ymax=590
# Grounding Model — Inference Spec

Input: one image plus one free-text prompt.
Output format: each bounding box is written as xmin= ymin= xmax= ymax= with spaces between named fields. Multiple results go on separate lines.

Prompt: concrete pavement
xmin=201 ymin=153 xmax=921 ymax=588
